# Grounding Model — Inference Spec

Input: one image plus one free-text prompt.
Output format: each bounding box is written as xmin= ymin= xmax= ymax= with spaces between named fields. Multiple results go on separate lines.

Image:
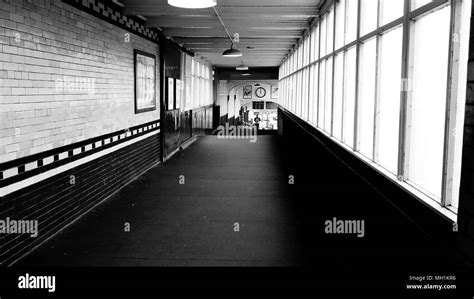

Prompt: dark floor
xmin=17 ymin=134 xmax=461 ymax=273
xmin=18 ymin=135 xmax=299 ymax=266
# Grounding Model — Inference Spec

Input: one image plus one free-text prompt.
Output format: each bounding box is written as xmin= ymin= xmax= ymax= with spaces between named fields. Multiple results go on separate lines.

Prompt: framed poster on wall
xmin=243 ymin=85 xmax=252 ymax=99
xmin=167 ymin=77 xmax=175 ymax=110
xmin=271 ymin=85 xmax=279 ymax=99
xmin=134 ymin=50 xmax=156 ymax=114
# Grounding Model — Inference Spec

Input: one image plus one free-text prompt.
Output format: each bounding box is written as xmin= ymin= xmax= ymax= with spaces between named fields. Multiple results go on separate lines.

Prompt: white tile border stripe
xmin=0 ymin=129 xmax=160 ymax=198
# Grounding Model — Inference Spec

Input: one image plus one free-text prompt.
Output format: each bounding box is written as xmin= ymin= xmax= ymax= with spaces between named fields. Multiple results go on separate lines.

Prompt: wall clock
xmin=255 ymin=87 xmax=266 ymax=98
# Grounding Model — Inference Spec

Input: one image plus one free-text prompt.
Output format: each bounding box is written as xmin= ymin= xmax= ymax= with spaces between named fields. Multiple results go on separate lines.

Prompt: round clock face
xmin=255 ymin=87 xmax=266 ymax=98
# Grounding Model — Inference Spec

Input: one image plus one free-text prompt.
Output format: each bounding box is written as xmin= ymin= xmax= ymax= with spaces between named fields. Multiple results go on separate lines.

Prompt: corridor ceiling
xmin=120 ymin=0 xmax=321 ymax=67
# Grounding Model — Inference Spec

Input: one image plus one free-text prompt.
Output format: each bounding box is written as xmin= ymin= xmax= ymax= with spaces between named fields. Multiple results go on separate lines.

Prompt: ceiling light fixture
xmin=168 ymin=0 xmax=216 ymax=9
xmin=242 ymin=73 xmax=251 ymax=76
xmin=236 ymin=62 xmax=248 ymax=70
xmin=212 ymin=6 xmax=242 ymax=58
xmin=222 ymin=44 xmax=242 ymax=57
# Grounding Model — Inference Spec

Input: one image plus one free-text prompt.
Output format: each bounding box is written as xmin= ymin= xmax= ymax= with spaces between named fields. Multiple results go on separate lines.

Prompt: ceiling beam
xmin=188 ymin=47 xmax=291 ymax=51
xmin=123 ymin=6 xmax=318 ymax=18
xmin=173 ymin=37 xmax=298 ymax=44
xmin=145 ymin=18 xmax=309 ymax=30
xmin=122 ymin=0 xmax=318 ymax=6
xmin=162 ymin=29 xmax=303 ymax=38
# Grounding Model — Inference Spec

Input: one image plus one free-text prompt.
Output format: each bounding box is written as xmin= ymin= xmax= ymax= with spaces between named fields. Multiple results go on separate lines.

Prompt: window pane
xmin=320 ymin=15 xmax=327 ymax=57
xmin=318 ymin=60 xmax=326 ymax=128
xmin=302 ymin=72 xmax=306 ymax=115
xmin=299 ymin=45 xmax=304 ymax=69
xmin=279 ymin=80 xmax=284 ymax=107
xmin=333 ymin=52 xmax=344 ymax=140
xmin=360 ymin=0 xmax=378 ymax=36
xmin=303 ymin=44 xmax=306 ymax=67
xmin=345 ymin=0 xmax=358 ymax=44
xmin=407 ymin=6 xmax=450 ymax=198
xmin=288 ymin=77 xmax=291 ymax=111
xmin=335 ymin=0 xmax=346 ymax=49
xmin=314 ymin=26 xmax=320 ymax=61
xmin=200 ymin=78 xmax=204 ymax=106
xmin=325 ymin=57 xmax=333 ymax=133
xmin=343 ymin=47 xmax=356 ymax=146
xmin=357 ymin=37 xmax=377 ymax=159
xmin=294 ymin=74 xmax=299 ymax=114
xmin=309 ymin=66 xmax=315 ymax=122
xmin=287 ymin=78 xmax=291 ymax=109
xmin=312 ymin=63 xmax=319 ymax=124
xmin=296 ymin=73 xmax=301 ymax=114
xmin=301 ymin=71 xmax=305 ymax=117
xmin=303 ymin=69 xmax=309 ymax=119
xmin=287 ymin=77 xmax=291 ymax=111
xmin=376 ymin=26 xmax=403 ymax=174
xmin=380 ymin=0 xmax=404 ymax=25
xmin=327 ymin=7 xmax=334 ymax=54
xmin=306 ymin=37 xmax=310 ymax=66
xmin=296 ymin=48 xmax=301 ymax=70
xmin=301 ymin=70 xmax=306 ymax=119
xmin=300 ymin=46 xmax=304 ymax=69
xmin=294 ymin=74 xmax=298 ymax=114
xmin=292 ymin=75 xmax=297 ymax=112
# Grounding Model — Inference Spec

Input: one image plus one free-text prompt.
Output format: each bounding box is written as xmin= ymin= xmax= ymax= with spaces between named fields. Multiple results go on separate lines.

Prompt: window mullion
xmin=373 ymin=0 xmax=382 ymax=162
xmin=330 ymin=3 xmax=337 ymax=137
xmin=353 ymin=0 xmax=361 ymax=151
xmin=397 ymin=0 xmax=411 ymax=181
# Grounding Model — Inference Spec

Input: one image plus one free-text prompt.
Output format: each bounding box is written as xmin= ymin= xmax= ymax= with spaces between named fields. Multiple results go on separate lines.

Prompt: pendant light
xmin=236 ymin=62 xmax=249 ymax=71
xmin=168 ymin=0 xmax=216 ymax=9
xmin=222 ymin=44 xmax=242 ymax=57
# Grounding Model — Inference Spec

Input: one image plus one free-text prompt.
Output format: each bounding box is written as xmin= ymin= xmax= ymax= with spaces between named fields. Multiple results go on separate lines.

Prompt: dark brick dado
xmin=278 ymin=107 xmax=455 ymax=242
xmin=0 ymin=133 xmax=161 ymax=266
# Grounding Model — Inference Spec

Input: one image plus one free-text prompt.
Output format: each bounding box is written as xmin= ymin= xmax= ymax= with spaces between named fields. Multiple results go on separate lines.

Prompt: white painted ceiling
xmin=120 ymin=0 xmax=321 ymax=67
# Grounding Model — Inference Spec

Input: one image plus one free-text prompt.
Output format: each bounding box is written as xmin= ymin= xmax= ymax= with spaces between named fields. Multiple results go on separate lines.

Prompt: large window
xmin=278 ymin=0 xmax=466 ymax=218
xmin=184 ymin=55 xmax=213 ymax=110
